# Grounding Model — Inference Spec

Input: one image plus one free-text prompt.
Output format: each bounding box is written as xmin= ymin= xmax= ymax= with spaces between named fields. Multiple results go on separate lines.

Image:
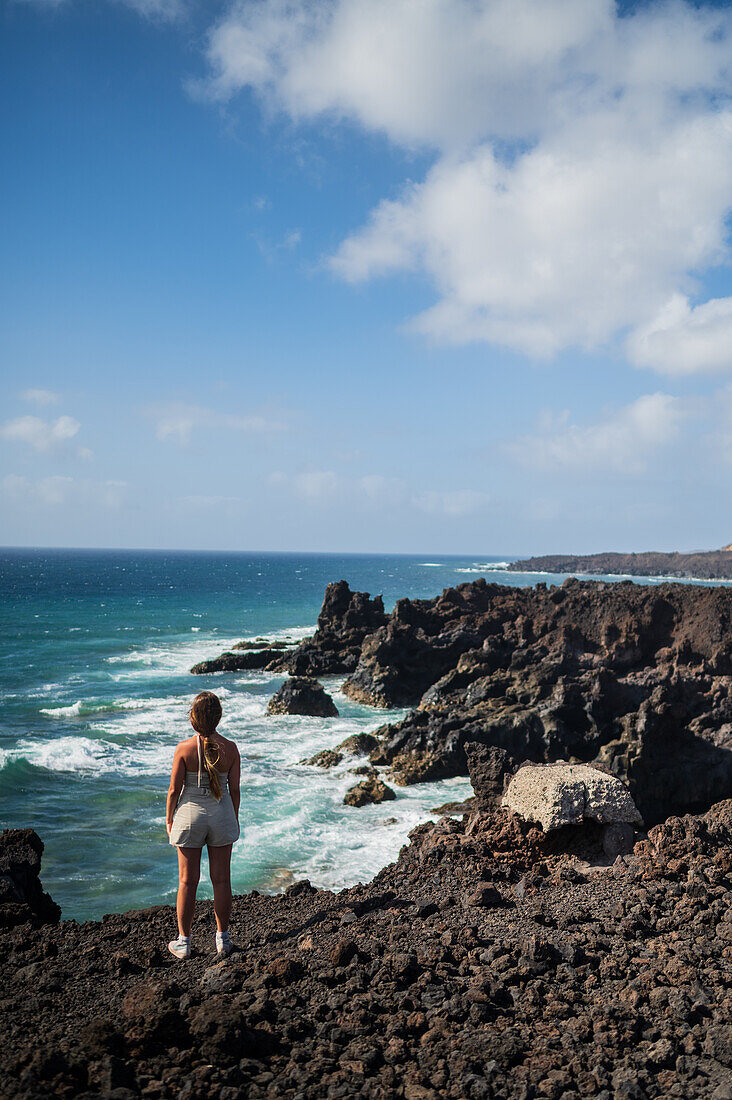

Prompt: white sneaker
xmin=168 ymin=935 xmax=191 ymax=960
xmin=215 ymin=930 xmax=234 ymax=958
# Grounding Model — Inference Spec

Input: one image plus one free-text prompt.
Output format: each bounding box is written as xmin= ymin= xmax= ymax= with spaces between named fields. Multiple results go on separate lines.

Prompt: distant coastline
xmin=507 ymin=547 xmax=732 ymax=581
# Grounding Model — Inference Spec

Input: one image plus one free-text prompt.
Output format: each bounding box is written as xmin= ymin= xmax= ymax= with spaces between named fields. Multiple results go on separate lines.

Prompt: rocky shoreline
xmin=195 ymin=577 xmax=732 ymax=825
xmin=506 ymin=550 xmax=732 ymax=582
xmin=3 ymin=575 xmax=732 ymax=1099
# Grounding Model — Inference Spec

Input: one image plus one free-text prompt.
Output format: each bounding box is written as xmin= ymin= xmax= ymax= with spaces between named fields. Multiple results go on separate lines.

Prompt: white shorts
xmin=169 ymin=789 xmax=240 ymax=848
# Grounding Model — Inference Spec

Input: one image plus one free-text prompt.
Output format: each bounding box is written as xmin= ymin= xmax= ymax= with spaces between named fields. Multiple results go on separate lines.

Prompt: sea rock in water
xmin=269 ymin=580 xmax=388 ymax=677
xmin=336 ymin=732 xmax=379 ymax=756
xmin=502 ymin=762 xmax=643 ymax=832
xmin=303 ymin=749 xmax=343 ymax=768
xmin=190 ymin=648 xmax=284 ymax=674
xmin=267 ymin=677 xmax=339 ymax=717
xmin=0 ymin=829 xmax=61 ymax=928
xmin=343 ymin=777 xmax=396 ymax=807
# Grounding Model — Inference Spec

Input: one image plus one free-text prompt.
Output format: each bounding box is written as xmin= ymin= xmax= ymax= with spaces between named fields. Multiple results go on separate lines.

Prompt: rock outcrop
xmin=266 ymin=677 xmax=339 ymax=717
xmin=272 ymin=580 xmax=388 ymax=676
xmin=502 ymin=761 xmax=643 ymax=832
xmin=0 ymin=829 xmax=60 ymax=929
xmin=358 ymin=578 xmax=732 ymax=824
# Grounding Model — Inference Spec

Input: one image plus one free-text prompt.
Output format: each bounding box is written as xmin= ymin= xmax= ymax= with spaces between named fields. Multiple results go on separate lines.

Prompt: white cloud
xmin=16 ymin=0 xmax=185 ymax=20
xmin=509 ymin=393 xmax=686 ymax=475
xmin=627 ymin=294 xmax=732 ymax=375
xmin=20 ymin=389 xmax=61 ymax=406
xmin=0 ymin=414 xmax=89 ymax=455
xmin=332 ymin=115 xmax=732 ymax=357
xmin=2 ymin=475 xmax=127 ymax=508
xmin=146 ymin=403 xmax=288 ymax=446
xmin=206 ymin=0 xmax=617 ymax=148
xmin=269 ymin=468 xmax=489 ymax=515
xmin=206 ymin=0 xmax=732 ymax=368
xmin=411 ymin=488 xmax=490 ymax=517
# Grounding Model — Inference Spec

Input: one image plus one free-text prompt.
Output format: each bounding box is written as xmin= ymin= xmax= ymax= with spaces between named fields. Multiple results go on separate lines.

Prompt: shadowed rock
xmin=270 ymin=580 xmax=388 ymax=677
xmin=336 ymin=732 xmax=379 ymax=756
xmin=191 ymin=648 xmax=285 ymax=674
xmin=0 ymin=829 xmax=61 ymax=928
xmin=267 ymin=677 xmax=339 ymax=717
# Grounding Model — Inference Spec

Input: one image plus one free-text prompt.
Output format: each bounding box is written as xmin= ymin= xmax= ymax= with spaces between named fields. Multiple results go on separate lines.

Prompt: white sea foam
xmin=40 ymin=701 xmax=85 ymax=717
xmin=7 ymin=735 xmax=176 ymax=776
xmin=455 ymin=562 xmax=511 ymax=573
xmin=420 ymin=562 xmax=443 ymax=567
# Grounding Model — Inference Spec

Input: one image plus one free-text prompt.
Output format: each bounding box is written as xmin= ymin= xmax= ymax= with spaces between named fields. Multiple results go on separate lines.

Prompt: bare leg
xmin=208 ymin=843 xmax=233 ymax=932
xmin=176 ymin=846 xmax=201 ymax=937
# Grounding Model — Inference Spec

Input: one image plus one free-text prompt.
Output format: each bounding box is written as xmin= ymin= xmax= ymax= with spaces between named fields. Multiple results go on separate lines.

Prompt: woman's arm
xmin=228 ymin=745 xmax=241 ymax=820
xmin=166 ymin=746 xmax=186 ymax=836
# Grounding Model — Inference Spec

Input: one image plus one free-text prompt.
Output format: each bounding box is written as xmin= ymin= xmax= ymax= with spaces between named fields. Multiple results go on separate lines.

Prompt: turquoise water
xmin=1 ymin=549 xmax=724 ymax=922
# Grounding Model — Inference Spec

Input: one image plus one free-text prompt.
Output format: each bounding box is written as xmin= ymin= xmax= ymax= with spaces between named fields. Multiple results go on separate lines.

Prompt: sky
xmin=2 ymin=0 xmax=732 ymax=555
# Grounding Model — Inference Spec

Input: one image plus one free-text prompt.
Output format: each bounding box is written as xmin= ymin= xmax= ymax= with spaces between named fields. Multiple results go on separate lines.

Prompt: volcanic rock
xmin=356 ymin=578 xmax=732 ymax=823
xmin=464 ymin=742 xmax=513 ymax=809
xmin=343 ymin=776 xmax=396 ymax=807
xmin=303 ymin=749 xmax=343 ymax=767
xmin=0 ymin=829 xmax=60 ymax=929
xmin=270 ymin=580 xmax=387 ymax=677
xmin=190 ymin=648 xmax=284 ymax=674
xmin=336 ymin=732 xmax=379 ymax=756
xmin=503 ymin=762 xmax=643 ymax=832
xmin=1 ymin=797 xmax=731 ymax=1100
xmin=508 ymin=547 xmax=732 ymax=580
xmin=266 ymin=677 xmax=339 ymax=717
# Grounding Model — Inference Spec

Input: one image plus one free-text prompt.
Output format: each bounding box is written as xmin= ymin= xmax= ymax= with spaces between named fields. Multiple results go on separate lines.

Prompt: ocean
xmin=0 ymin=548 xmax=723 ymax=923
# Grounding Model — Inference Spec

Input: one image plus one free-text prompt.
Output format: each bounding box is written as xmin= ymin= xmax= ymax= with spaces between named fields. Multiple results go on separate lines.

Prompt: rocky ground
xmin=1 ymin=794 xmax=731 ymax=1100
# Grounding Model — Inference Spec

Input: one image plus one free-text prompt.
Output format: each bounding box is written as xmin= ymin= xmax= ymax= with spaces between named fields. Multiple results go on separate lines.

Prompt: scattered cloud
xmin=15 ymin=0 xmax=186 ymax=21
xmin=251 ymin=226 xmax=303 ymax=264
xmin=206 ymin=0 xmax=732 ymax=368
xmin=411 ymin=488 xmax=491 ymax=517
xmin=0 ymin=414 xmax=91 ymax=458
xmin=627 ymin=294 xmax=732 ymax=375
xmin=2 ymin=475 xmax=127 ymax=508
xmin=20 ymin=388 xmax=60 ymax=406
xmin=508 ymin=393 xmax=687 ymax=475
xmin=145 ymin=403 xmax=289 ymax=446
xmin=268 ymin=468 xmax=489 ymax=516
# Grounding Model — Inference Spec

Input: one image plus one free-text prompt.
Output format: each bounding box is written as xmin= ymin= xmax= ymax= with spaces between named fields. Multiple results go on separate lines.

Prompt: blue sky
xmin=2 ymin=0 xmax=732 ymax=554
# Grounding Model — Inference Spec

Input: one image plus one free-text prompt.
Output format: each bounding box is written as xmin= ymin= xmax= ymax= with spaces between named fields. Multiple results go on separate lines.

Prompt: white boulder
xmin=502 ymin=762 xmax=643 ymax=833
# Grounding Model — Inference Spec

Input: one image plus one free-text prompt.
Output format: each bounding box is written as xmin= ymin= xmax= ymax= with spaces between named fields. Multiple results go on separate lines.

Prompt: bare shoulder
xmin=173 ymin=736 xmax=197 ymax=769
xmin=218 ymin=732 xmax=240 ymax=757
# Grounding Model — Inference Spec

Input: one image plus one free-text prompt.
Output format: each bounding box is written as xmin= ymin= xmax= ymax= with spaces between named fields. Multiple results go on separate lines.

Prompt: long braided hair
xmin=190 ymin=691 xmax=224 ymax=801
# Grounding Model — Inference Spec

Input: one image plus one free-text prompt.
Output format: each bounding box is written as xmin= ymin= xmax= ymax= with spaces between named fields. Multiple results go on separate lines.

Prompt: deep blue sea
xmin=1 ymin=548 xmax=724 ymax=923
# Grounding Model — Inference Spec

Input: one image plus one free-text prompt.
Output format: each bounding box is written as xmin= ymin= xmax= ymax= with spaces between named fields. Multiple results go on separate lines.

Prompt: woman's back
xmin=178 ymin=732 xmax=238 ymax=776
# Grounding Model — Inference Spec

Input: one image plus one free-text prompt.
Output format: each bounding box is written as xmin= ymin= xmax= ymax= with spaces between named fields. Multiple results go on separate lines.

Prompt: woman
xmin=166 ymin=690 xmax=241 ymax=960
